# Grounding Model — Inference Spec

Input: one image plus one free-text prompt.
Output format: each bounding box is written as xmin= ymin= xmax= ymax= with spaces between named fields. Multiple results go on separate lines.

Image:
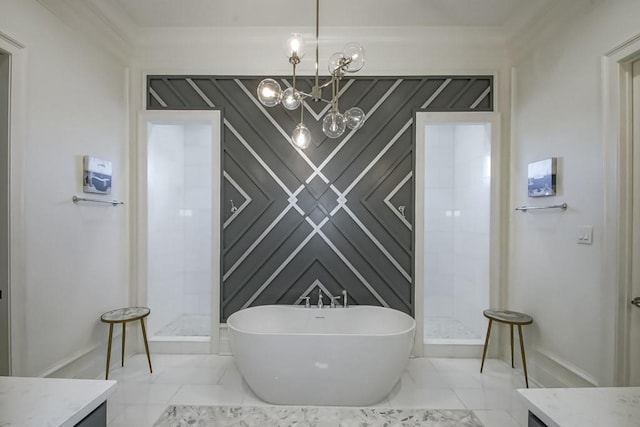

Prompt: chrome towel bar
xmin=515 ymin=202 xmax=567 ymax=212
xmin=72 ymin=195 xmax=124 ymax=206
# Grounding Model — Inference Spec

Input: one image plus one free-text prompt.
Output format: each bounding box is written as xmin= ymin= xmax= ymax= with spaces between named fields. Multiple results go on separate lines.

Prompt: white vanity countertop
xmin=518 ymin=387 xmax=640 ymax=427
xmin=0 ymin=376 xmax=117 ymax=427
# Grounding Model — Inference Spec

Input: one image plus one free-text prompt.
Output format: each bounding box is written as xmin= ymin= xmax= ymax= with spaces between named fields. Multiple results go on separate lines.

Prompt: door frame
xmin=414 ymin=111 xmax=502 ymax=357
xmin=603 ymin=33 xmax=640 ymax=386
xmin=0 ymin=31 xmax=26 ymax=376
xmin=136 ymin=110 xmax=222 ymax=353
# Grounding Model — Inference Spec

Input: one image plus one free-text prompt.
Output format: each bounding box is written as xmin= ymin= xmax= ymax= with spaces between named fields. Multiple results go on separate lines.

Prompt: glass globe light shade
xmin=284 ymin=33 xmax=305 ymax=60
xmin=291 ymin=123 xmax=311 ymax=149
xmin=341 ymin=42 xmax=365 ymax=72
xmin=322 ymin=112 xmax=346 ymax=138
xmin=282 ymin=87 xmax=301 ymax=110
xmin=328 ymin=52 xmax=346 ymax=76
xmin=257 ymin=79 xmax=282 ymax=107
xmin=345 ymin=107 xmax=366 ymax=129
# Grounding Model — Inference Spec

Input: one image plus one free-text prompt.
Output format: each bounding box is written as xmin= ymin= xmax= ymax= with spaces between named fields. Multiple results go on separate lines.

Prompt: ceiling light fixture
xmin=256 ymin=0 xmax=366 ymax=149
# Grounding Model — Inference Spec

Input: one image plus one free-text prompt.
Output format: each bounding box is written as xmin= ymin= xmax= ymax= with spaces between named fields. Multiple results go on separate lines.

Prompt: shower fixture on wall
xmin=256 ymin=0 xmax=366 ymax=149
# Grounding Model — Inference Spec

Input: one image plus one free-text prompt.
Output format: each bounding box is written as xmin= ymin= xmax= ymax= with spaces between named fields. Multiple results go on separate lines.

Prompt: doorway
xmin=629 ymin=58 xmax=640 ymax=385
xmin=414 ymin=112 xmax=500 ymax=356
xmin=138 ymin=111 xmax=222 ymax=354
xmin=0 ymin=50 xmax=10 ymax=375
xmin=606 ymin=35 xmax=640 ymax=386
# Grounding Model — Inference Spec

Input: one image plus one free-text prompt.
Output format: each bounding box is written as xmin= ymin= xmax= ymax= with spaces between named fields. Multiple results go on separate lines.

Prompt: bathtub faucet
xmin=317 ymin=289 xmax=324 ymax=309
xmin=298 ymin=296 xmax=311 ymax=308
xmin=342 ymin=289 xmax=348 ymax=308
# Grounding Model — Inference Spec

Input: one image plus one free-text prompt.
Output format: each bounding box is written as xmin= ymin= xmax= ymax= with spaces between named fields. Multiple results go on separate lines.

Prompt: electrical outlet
xmin=577 ymin=225 xmax=593 ymax=245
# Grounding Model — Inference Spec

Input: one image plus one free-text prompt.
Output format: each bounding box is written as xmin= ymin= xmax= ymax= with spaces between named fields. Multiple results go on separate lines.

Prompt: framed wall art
xmin=527 ymin=157 xmax=556 ymax=197
xmin=83 ymin=155 xmax=112 ymax=195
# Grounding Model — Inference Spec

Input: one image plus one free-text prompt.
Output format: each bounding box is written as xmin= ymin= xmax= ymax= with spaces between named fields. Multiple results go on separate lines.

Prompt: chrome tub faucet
xmin=298 ymin=296 xmax=311 ymax=308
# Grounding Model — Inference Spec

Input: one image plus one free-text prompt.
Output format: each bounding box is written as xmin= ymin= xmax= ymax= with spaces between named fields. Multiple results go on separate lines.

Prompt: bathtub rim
xmin=226 ymin=304 xmax=416 ymax=337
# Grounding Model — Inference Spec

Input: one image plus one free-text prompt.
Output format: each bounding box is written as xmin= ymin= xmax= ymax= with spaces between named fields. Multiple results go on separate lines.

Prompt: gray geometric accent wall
xmin=147 ymin=75 xmax=493 ymax=321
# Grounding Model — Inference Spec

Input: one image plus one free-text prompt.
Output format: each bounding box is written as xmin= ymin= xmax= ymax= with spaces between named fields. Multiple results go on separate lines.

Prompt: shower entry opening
xmin=415 ymin=112 xmax=499 ymax=356
xmin=139 ymin=111 xmax=222 ymax=353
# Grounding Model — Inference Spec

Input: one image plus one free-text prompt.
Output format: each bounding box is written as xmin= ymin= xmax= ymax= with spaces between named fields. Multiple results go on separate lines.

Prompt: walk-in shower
xmin=144 ymin=117 xmax=216 ymax=341
xmin=416 ymin=112 xmax=496 ymax=350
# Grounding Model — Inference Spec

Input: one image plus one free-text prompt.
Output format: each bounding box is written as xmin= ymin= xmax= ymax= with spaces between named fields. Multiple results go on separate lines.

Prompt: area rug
xmin=153 ymin=405 xmax=484 ymax=426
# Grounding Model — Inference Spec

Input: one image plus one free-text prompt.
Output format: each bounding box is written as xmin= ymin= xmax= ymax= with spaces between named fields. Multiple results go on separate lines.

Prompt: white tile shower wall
xmin=424 ymin=124 xmax=490 ymax=341
xmin=148 ymin=124 xmax=187 ymax=335
xmin=424 ymin=125 xmax=455 ymax=319
xmin=183 ymin=125 xmax=212 ymax=317
xmin=452 ymin=124 xmax=491 ymax=340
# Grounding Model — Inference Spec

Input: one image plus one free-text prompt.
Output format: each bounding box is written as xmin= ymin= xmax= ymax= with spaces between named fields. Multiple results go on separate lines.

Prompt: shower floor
xmin=424 ymin=317 xmax=482 ymax=343
xmin=154 ymin=314 xmax=211 ymax=337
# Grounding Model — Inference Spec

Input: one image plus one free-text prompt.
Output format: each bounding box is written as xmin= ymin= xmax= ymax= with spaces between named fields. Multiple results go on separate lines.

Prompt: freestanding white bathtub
xmin=226 ymin=304 xmax=416 ymax=406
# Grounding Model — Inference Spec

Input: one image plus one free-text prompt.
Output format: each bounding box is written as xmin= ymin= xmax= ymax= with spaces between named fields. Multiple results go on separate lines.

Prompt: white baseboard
xmin=531 ymin=348 xmax=599 ymax=387
xmin=43 ymin=331 xmax=133 ymax=380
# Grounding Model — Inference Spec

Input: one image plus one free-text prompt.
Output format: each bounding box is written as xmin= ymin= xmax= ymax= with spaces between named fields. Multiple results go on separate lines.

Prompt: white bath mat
xmin=153 ymin=405 xmax=484 ymax=426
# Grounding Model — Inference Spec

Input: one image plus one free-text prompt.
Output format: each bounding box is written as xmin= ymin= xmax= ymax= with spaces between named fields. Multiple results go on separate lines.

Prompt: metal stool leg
xmin=105 ymin=323 xmax=114 ymax=380
xmin=140 ymin=318 xmax=153 ymax=374
xmin=480 ymin=319 xmax=493 ymax=373
xmin=518 ymin=325 xmax=529 ymax=388
xmin=121 ymin=322 xmax=126 ymax=367
xmin=510 ymin=324 xmax=514 ymax=368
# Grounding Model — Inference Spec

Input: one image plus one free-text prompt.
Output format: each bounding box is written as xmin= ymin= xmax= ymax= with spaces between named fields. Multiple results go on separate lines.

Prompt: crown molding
xmin=506 ymin=0 xmax=596 ymax=64
xmin=36 ymin=0 xmax=136 ymax=64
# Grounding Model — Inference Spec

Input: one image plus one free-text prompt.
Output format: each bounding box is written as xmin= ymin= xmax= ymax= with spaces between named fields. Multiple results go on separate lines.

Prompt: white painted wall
xmin=508 ymin=0 xmax=640 ymax=387
xmin=0 ymin=0 xmax=129 ymax=377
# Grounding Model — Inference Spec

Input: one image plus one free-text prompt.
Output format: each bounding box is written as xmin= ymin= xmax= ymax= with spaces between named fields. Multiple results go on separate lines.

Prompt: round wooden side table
xmin=100 ymin=307 xmax=153 ymax=380
xmin=480 ymin=309 xmax=533 ymax=388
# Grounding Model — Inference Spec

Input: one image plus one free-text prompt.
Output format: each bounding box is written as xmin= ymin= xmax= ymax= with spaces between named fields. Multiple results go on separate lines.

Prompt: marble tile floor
xmin=153 ymin=314 xmax=211 ymax=337
xmin=154 ymin=406 xmax=483 ymax=426
xmin=424 ymin=317 xmax=483 ymax=342
xmin=105 ymin=354 xmax=531 ymax=427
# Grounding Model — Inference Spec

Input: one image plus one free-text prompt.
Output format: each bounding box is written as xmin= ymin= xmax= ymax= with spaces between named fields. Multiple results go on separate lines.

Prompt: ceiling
xmin=102 ymin=0 xmax=551 ymax=29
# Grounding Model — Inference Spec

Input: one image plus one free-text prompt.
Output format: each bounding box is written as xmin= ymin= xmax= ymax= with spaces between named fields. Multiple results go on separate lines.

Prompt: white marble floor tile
xmin=151 ymin=365 xmax=225 ymax=385
xmin=430 ymin=357 xmax=487 ymax=373
xmin=406 ymin=368 xmax=452 ymax=388
xmin=104 ymin=355 xmax=529 ymax=426
xmin=109 ymin=382 xmax=181 ymax=406
xmin=407 ymin=357 xmax=438 ymax=371
xmin=438 ymin=371 xmax=484 ymax=389
xmin=106 ymin=400 xmax=125 ymax=423
xmin=453 ymin=387 xmax=521 ymax=410
xmin=473 ymin=409 xmax=524 ymax=427
xmin=240 ymin=386 xmax=275 ymax=407
xmin=479 ymin=369 xmax=528 ymax=390
xmin=184 ymin=354 xmax=235 ymax=369
xmin=108 ymin=404 xmax=167 ymax=427
xmin=217 ymin=363 xmax=244 ymax=389
xmin=509 ymin=392 xmax=531 ymax=426
xmin=387 ymin=384 xmax=467 ymax=409
xmin=106 ymin=366 xmax=156 ymax=384
xmin=170 ymin=384 xmax=245 ymax=406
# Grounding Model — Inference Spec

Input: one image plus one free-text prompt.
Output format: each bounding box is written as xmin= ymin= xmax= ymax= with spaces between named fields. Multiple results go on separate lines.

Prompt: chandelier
xmin=256 ymin=0 xmax=366 ymax=149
